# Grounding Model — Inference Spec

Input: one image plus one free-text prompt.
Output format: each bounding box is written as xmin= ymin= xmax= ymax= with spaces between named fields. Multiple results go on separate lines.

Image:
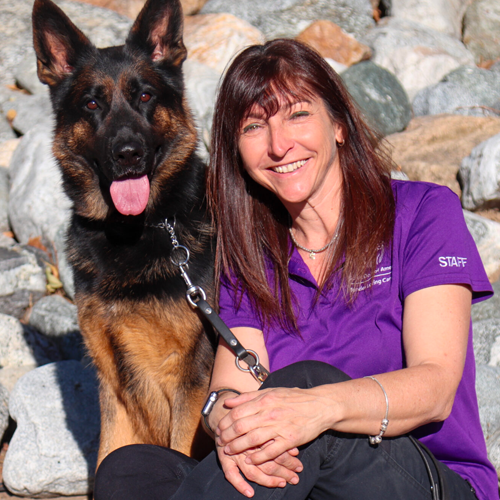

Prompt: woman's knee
xmin=94 ymin=444 xmax=197 ymax=500
xmin=262 ymin=360 xmax=351 ymax=390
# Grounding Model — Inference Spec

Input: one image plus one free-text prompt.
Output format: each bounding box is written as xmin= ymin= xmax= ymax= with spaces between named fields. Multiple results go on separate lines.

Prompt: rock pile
xmin=0 ymin=0 xmax=500 ymax=496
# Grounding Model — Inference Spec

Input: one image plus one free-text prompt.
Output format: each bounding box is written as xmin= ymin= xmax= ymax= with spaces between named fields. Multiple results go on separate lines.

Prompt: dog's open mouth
xmin=110 ymin=175 xmax=150 ymax=216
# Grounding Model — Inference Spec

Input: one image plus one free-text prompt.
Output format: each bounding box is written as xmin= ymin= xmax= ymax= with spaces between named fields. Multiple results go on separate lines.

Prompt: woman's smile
xmin=271 ymin=159 xmax=308 ymax=174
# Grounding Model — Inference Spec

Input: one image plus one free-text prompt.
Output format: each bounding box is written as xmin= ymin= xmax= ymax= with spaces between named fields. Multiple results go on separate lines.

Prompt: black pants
xmin=94 ymin=361 xmax=478 ymax=500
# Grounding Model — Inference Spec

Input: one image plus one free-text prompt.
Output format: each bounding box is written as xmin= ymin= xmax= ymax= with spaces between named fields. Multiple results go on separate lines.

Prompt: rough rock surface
xmin=200 ymin=0 xmax=375 ymax=40
xmin=3 ymin=361 xmax=100 ymax=497
xmin=0 ymin=245 xmax=46 ymax=319
xmin=472 ymin=279 xmax=500 ymax=323
xmin=474 ymin=319 xmax=500 ymax=365
xmin=28 ymin=295 xmax=83 ymax=361
xmin=385 ymin=114 xmax=500 ymax=195
xmin=184 ymin=59 xmax=219 ymax=157
xmin=463 ymin=0 xmax=500 ymax=64
xmin=389 ymin=0 xmax=471 ymax=38
xmin=463 ymin=210 xmax=500 ymax=282
xmin=0 ymin=314 xmax=60 ymax=369
xmin=0 ymin=139 xmax=20 ymax=169
xmin=184 ymin=13 xmax=265 ymax=74
xmin=341 ymin=61 xmax=411 ymax=136
xmin=8 ymin=125 xmax=72 ymax=245
xmin=364 ymin=17 xmax=475 ymax=99
xmin=8 ymin=93 xmax=54 ymax=136
xmin=0 ymin=0 xmax=132 ymax=87
xmin=460 ymin=132 xmax=500 ymax=211
xmin=0 ymin=167 xmax=9 ymax=232
xmin=413 ymin=66 xmax=500 ymax=117
xmin=296 ymin=20 xmax=372 ymax=67
xmin=0 ymin=383 xmax=9 ymax=441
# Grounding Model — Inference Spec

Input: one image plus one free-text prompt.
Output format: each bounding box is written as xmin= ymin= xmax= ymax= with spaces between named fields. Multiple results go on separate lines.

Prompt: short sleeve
xmin=219 ymin=276 xmax=264 ymax=330
xmin=399 ymin=184 xmax=493 ymax=304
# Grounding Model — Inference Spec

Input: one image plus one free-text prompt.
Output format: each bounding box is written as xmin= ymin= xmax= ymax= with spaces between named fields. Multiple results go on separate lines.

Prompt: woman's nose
xmin=268 ymin=123 xmax=294 ymax=158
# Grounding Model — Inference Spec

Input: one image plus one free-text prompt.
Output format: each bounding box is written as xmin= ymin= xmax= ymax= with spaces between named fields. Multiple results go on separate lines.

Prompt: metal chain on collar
xmin=163 ymin=218 xmax=269 ymax=384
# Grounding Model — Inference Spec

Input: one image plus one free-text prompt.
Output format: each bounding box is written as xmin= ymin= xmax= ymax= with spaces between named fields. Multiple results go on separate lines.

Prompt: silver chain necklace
xmin=288 ymin=228 xmax=338 ymax=260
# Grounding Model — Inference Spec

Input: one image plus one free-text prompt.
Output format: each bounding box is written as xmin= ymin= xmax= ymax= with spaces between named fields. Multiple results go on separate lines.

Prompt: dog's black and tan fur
xmin=32 ymin=0 xmax=214 ymax=464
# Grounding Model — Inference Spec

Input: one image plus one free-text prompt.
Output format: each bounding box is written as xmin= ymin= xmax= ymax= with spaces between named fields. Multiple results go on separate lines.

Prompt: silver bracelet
xmin=364 ymin=376 xmax=389 ymax=445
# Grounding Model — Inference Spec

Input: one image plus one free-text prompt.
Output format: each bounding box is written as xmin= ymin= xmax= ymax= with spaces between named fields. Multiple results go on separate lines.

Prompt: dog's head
xmin=32 ymin=0 xmax=199 ymax=221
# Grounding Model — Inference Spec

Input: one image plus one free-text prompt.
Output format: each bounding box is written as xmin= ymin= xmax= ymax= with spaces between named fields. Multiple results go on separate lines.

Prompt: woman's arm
xmin=206 ymin=327 xmax=302 ymax=497
xmin=219 ymin=284 xmax=471 ymax=465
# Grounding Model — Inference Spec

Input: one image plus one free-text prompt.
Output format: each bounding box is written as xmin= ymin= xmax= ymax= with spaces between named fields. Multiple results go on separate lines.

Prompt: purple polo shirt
xmin=219 ymin=180 xmax=498 ymax=500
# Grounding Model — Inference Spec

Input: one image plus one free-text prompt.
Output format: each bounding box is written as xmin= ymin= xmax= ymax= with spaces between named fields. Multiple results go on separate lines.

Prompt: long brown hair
xmin=207 ymin=39 xmax=395 ymax=333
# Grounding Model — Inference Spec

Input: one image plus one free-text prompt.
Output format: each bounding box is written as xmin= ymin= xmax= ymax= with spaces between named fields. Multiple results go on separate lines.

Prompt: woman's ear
xmin=335 ymin=125 xmax=346 ymax=146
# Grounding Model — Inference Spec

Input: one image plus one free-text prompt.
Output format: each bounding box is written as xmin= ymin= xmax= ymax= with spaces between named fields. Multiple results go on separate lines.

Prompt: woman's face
xmin=237 ymin=95 xmax=344 ymax=211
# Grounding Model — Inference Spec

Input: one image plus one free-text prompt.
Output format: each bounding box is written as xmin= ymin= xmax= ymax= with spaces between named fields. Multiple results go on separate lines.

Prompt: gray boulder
xmin=9 ymin=93 xmax=54 ymax=136
xmin=53 ymin=223 xmax=75 ymax=300
xmin=0 ymin=245 xmax=46 ymax=319
xmin=0 ymin=167 xmax=9 ymax=232
xmin=14 ymin=54 xmax=49 ymax=95
xmin=413 ymin=66 xmax=500 ymax=117
xmin=200 ymin=0 xmax=374 ymax=40
xmin=3 ymin=361 xmax=100 ymax=497
xmin=389 ymin=0 xmax=471 ymax=39
xmin=463 ymin=211 xmax=500 ymax=282
xmin=0 ymin=313 xmax=60 ymax=368
xmin=184 ymin=60 xmax=220 ymax=161
xmin=8 ymin=125 xmax=72 ymax=245
xmin=0 ymin=383 xmax=9 ymax=441
xmin=0 ymin=0 xmax=132 ymax=87
xmin=341 ymin=61 xmax=411 ymax=136
xmin=364 ymin=17 xmax=475 ymax=100
xmin=476 ymin=365 xmax=500 ymax=441
xmin=473 ymin=319 xmax=500 ymax=365
xmin=471 ymin=278 xmax=500 ymax=323
xmin=0 ymin=116 xmax=15 ymax=142
xmin=463 ymin=0 xmax=500 ymax=64
xmin=459 ymin=132 xmax=500 ymax=211
xmin=28 ymin=295 xmax=83 ymax=361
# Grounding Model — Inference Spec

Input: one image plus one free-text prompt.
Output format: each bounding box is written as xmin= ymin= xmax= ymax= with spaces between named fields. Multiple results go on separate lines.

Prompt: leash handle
xmin=165 ymin=218 xmax=269 ymax=384
xmin=195 ymin=298 xmax=270 ymax=384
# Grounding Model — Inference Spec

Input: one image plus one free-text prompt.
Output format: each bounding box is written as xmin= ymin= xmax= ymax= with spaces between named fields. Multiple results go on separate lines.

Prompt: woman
xmin=94 ymin=40 xmax=497 ymax=500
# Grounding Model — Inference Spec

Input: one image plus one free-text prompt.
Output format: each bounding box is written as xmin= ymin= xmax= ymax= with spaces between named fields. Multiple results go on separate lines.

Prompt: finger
xmin=219 ymin=456 xmax=255 ymax=498
xmin=245 ymin=440 xmax=291 ymax=465
xmin=255 ymin=460 xmax=300 ymax=484
xmin=273 ymin=450 xmax=303 ymax=472
xmin=238 ymin=462 xmax=288 ymax=489
xmin=222 ymin=391 xmax=262 ymax=408
xmin=222 ymin=426 xmax=278 ymax=454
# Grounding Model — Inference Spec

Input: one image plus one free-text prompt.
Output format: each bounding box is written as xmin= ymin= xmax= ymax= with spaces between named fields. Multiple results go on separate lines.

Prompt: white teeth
xmin=273 ymin=159 xmax=306 ymax=173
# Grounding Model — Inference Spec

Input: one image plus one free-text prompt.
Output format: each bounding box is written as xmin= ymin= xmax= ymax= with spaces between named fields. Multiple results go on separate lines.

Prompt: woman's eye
xmin=140 ymin=93 xmax=152 ymax=103
xmin=242 ymin=123 xmax=261 ymax=133
xmin=86 ymin=100 xmax=98 ymax=110
xmin=291 ymin=111 xmax=309 ymax=119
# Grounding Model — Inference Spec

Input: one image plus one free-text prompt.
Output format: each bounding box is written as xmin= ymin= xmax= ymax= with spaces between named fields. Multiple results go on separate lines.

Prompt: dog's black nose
xmin=112 ymin=141 xmax=144 ymax=167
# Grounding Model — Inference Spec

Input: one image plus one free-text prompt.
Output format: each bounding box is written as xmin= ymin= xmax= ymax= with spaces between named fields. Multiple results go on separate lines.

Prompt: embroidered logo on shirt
xmin=438 ymin=256 xmax=467 ymax=267
xmin=351 ymin=265 xmax=392 ymax=292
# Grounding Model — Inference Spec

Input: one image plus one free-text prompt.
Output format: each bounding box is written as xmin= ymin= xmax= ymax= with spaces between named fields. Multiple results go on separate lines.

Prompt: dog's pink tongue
xmin=110 ymin=175 xmax=150 ymax=216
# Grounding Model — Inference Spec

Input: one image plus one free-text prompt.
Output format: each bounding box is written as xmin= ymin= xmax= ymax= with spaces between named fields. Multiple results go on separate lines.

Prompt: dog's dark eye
xmin=140 ymin=93 xmax=151 ymax=103
xmin=87 ymin=100 xmax=98 ymax=110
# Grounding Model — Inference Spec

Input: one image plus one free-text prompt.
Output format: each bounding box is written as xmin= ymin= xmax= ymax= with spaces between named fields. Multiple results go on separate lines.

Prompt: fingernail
xmin=224 ymin=446 xmax=231 ymax=453
xmin=245 ymin=489 xmax=253 ymax=497
xmin=290 ymin=476 xmax=299 ymax=485
xmin=295 ymin=466 xmax=303 ymax=472
xmin=245 ymin=457 xmax=252 ymax=464
xmin=279 ymin=481 xmax=286 ymax=488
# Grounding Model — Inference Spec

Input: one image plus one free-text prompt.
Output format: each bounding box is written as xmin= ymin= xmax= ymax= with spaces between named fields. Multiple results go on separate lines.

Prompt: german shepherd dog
xmin=32 ymin=0 xmax=214 ymax=465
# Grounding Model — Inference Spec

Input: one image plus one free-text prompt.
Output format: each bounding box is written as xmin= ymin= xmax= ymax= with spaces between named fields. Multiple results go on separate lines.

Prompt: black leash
xmin=161 ymin=218 xmax=269 ymax=384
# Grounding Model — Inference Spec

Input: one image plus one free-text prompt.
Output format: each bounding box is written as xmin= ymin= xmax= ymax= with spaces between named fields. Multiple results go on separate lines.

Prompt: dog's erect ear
xmin=32 ymin=0 xmax=94 ymax=86
xmin=126 ymin=0 xmax=187 ymax=67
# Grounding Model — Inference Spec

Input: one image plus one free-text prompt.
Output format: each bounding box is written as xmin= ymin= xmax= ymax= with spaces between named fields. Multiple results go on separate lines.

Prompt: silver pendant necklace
xmin=288 ymin=228 xmax=338 ymax=260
